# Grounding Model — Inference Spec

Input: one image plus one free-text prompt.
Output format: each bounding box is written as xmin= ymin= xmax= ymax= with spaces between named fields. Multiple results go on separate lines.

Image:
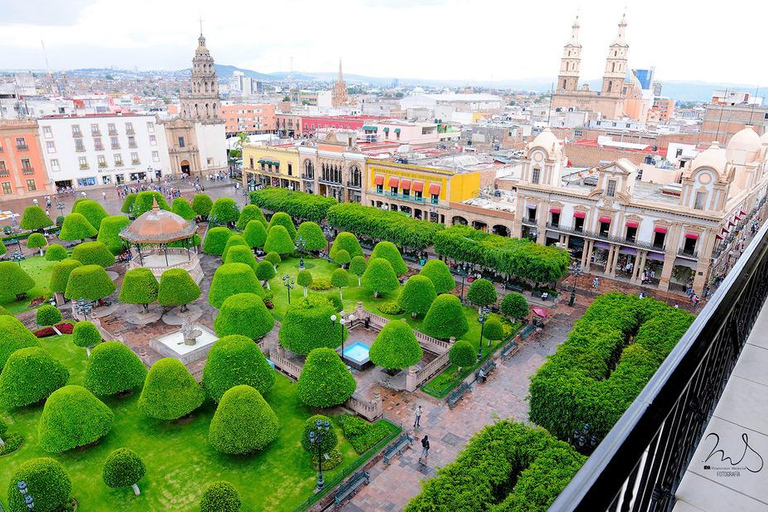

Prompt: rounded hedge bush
xmin=264 ymin=225 xmax=295 ymax=255
xmin=64 ymin=264 xmax=116 ymax=301
xmin=398 ymin=275 xmax=437 ymax=318
xmin=213 ymin=293 xmax=275 ymax=341
xmin=208 ymin=263 xmax=264 ymax=308
xmin=27 ymin=232 xmax=48 ymax=253
xmin=200 ymin=481 xmax=241 ymax=512
xmin=221 ymin=234 xmax=248 ymax=261
xmin=96 ymin=216 xmax=131 ymax=255
xmin=243 ymin=220 xmax=267 ymax=249
xmin=172 ymin=197 xmax=197 ymax=220
xmin=297 ymin=348 xmax=356 ymax=408
xmin=331 ymin=268 xmax=350 ymax=295
xmin=296 ymin=221 xmax=326 ymax=252
xmin=38 ymin=385 xmax=114 ymax=453
xmin=202 ymin=335 xmax=275 ymax=402
xmin=300 ymin=414 xmax=338 ymax=454
xmin=267 ymin=211 xmax=296 ymax=239
xmin=157 ymin=268 xmax=201 ymax=308
xmin=370 ymin=241 xmax=408 ymax=276
xmin=500 ymin=292 xmax=529 ymax=320
xmin=203 ymin=227 xmax=232 ymax=255
xmin=448 ymin=340 xmax=475 ymax=369
xmin=349 ymin=256 xmax=367 ymax=286
xmin=210 ymin=197 xmax=240 ymax=225
xmin=132 ymin=191 xmax=170 ymax=217
xmin=73 ymin=320 xmax=102 ymax=349
xmin=36 ymin=304 xmax=62 ymax=327
xmin=265 ymin=251 xmax=281 ymax=266
xmin=59 ymin=212 xmax=97 ymax=241
xmin=73 ymin=200 xmax=109 ymax=234
xmin=209 ymin=385 xmax=279 ymax=454
xmin=119 ymin=267 xmax=159 ymax=309
xmin=0 ymin=240 xmax=6 ymax=257
xmin=483 ymin=317 xmax=504 ymax=342
xmin=329 ymin=232 xmax=363 ymax=260
xmin=361 ymin=258 xmax=399 ymax=298
xmin=20 ymin=205 xmax=53 ymax=231
xmin=192 ymin=194 xmax=214 ymax=218
xmin=50 ymin=258 xmax=82 ymax=293
xmin=223 ymin=244 xmax=257 ymax=270
xmin=466 ymin=278 xmax=497 ymax=307
xmin=333 ymin=249 xmax=350 ymax=267
xmin=0 ymin=315 xmax=39 ymax=370
xmin=255 ymin=260 xmax=276 ymax=288
xmin=297 ymin=269 xmax=313 ymax=295
xmin=423 ymin=294 xmax=469 ymax=340
xmin=278 ymin=296 xmax=347 ymax=355
xmin=138 ymin=358 xmax=205 ymax=420
xmin=84 ymin=341 xmax=147 ymax=396
xmin=102 ymin=448 xmax=146 ymax=494
xmin=71 ymin=241 xmax=116 ymax=268
xmin=6 ymin=458 xmax=71 ymax=512
xmin=121 ymin=193 xmax=138 ymax=215
xmin=236 ymin=204 xmax=268 ymax=231
xmin=44 ymin=243 xmax=68 ymax=262
xmin=0 ymin=347 xmax=69 ymax=409
xmin=0 ymin=261 xmax=35 ymax=298
xmin=370 ymin=320 xmax=423 ymax=370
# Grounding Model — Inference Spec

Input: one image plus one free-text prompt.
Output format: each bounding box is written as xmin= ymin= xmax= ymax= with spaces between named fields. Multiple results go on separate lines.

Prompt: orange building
xmin=0 ymin=120 xmax=52 ymax=199
xmin=220 ymin=104 xmax=276 ymax=135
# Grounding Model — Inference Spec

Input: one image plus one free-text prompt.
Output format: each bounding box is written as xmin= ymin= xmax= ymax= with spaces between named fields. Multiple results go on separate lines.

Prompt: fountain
xmin=150 ymin=319 xmax=217 ymax=364
xmin=342 ymin=341 xmax=372 ymax=371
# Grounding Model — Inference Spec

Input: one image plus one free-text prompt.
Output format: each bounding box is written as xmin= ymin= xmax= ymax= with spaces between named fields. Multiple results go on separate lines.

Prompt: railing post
xmin=405 ymin=365 xmax=418 ymax=392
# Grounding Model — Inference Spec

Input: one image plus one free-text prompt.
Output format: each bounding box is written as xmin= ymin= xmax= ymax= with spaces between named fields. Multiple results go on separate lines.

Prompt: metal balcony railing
xmin=677 ymin=248 xmax=698 ymax=259
xmin=373 ymin=190 xmax=427 ymax=204
xmin=545 ymin=223 xmax=667 ymax=252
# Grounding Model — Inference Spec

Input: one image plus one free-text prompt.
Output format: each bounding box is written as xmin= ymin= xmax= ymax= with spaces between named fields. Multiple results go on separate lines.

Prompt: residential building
xmin=297 ymin=133 xmax=365 ymax=203
xmin=700 ymin=91 xmax=768 ymax=145
xmin=0 ymin=119 xmax=52 ymax=199
xmin=275 ymin=114 xmax=303 ymax=138
xmin=220 ymin=104 xmax=276 ymax=135
xmin=242 ymin=144 xmax=301 ymax=192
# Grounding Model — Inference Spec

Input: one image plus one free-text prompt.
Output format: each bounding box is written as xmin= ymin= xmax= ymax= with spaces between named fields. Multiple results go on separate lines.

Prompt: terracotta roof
xmin=119 ymin=199 xmax=197 ymax=243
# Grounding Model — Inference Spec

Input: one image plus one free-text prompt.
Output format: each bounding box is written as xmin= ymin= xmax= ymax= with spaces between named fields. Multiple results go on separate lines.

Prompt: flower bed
xmin=33 ymin=322 xmax=74 ymax=337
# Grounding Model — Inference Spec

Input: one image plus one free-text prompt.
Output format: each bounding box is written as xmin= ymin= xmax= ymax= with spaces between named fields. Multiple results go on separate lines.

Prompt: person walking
xmin=419 ymin=435 xmax=430 ymax=464
xmin=593 ymin=277 xmax=599 ymax=290
xmin=413 ymin=406 xmax=423 ymax=429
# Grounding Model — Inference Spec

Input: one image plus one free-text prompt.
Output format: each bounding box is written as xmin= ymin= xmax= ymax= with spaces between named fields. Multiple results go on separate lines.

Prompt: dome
xmin=527 ymin=128 xmax=562 ymax=158
xmin=691 ymin=142 xmax=727 ymax=174
xmin=119 ymin=200 xmax=197 ymax=243
xmin=760 ymin=131 xmax=768 ymax=145
xmin=726 ymin=127 xmax=761 ymax=164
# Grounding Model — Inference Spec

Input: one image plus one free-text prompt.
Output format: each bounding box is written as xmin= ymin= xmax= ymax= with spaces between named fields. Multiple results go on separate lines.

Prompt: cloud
xmin=1 ymin=0 xmax=95 ymax=26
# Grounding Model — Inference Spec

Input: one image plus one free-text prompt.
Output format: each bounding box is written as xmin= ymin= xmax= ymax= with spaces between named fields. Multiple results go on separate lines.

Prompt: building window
xmin=98 ymin=155 xmax=107 ymax=168
xmin=550 ymin=212 xmax=560 ymax=227
xmin=152 ymin=151 xmax=159 ymax=162
xmin=108 ymin=123 xmax=117 ymax=136
xmin=128 ymin=136 xmax=137 ymax=148
xmin=606 ymin=179 xmax=616 ymax=197
xmin=46 ymin=141 xmax=56 ymax=153
xmin=26 ymin=179 xmax=36 ymax=191
xmin=93 ymin=137 xmax=104 ymax=151
xmin=653 ymin=231 xmax=665 ymax=248
xmin=72 ymin=125 xmax=81 ymax=136
xmin=599 ymin=221 xmax=610 ymax=237
xmin=75 ymin=139 xmax=85 ymax=152
xmin=125 ymin=122 xmax=134 ymax=134
xmin=376 ymin=184 xmax=383 ymax=194
xmin=0 ymin=161 xmax=7 ymax=177
xmin=20 ymin=158 xmax=33 ymax=174
xmin=683 ymin=237 xmax=697 ymax=255
xmin=79 ymin=156 xmax=89 ymax=169
xmin=91 ymin=124 xmax=100 ymax=135
xmin=694 ymin=191 xmax=706 ymax=210
xmin=149 ymin=135 xmax=157 ymax=146
xmin=287 ymin=163 xmax=293 ymax=176
xmin=15 ymin=137 xmax=27 ymax=150
xmin=50 ymin=159 xmax=60 ymax=172
xmin=111 ymin=136 xmax=120 ymax=149
xmin=1 ymin=182 xmax=11 ymax=194
xmin=102 ymin=175 xmax=112 ymax=185
xmin=178 ymin=137 xmax=185 ymax=148
xmin=131 ymin=152 xmax=140 ymax=165
xmin=114 ymin=154 xmax=123 ymax=166
xmin=43 ymin=126 xmax=52 ymax=138
xmin=532 ymin=168 xmax=541 ymax=184
xmin=625 ymin=226 xmax=637 ymax=242
xmin=147 ymin=122 xmax=155 ymax=133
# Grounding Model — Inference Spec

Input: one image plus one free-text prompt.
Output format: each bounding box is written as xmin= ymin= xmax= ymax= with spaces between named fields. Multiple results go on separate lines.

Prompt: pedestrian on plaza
xmin=413 ymin=406 xmax=422 ymax=429
xmin=419 ymin=435 xmax=430 ymax=464
xmin=33 ymin=198 xmax=39 ymax=206
xmin=593 ymin=277 xmax=599 ymax=289
xmin=102 ymin=191 xmax=107 ymax=201
xmin=639 ymin=291 xmax=645 ymax=299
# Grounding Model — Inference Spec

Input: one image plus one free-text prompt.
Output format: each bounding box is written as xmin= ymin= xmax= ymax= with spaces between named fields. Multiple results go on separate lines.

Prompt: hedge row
xmin=529 ymin=293 xmax=694 ymax=446
xmin=249 ymin=188 xmax=337 ymax=223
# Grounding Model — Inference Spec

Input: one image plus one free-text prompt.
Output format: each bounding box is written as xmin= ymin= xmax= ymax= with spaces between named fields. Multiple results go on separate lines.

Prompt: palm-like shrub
xmin=200 ymin=481 xmax=241 ymax=512
xmin=398 ymin=275 xmax=437 ymax=318
xmin=157 ymin=268 xmax=201 ymax=309
xmin=73 ymin=200 xmax=109 ymax=234
xmin=243 ymin=220 xmax=267 ymax=249
xmin=119 ymin=267 xmax=158 ymax=311
xmin=329 ymin=232 xmax=363 ymax=260
xmin=44 ymin=243 xmax=68 ymax=261
xmin=301 ymin=414 xmax=338 ymax=455
xmin=138 ymin=358 xmax=205 ymax=420
xmin=50 ymin=259 xmax=82 ymax=294
xmin=121 ymin=194 xmax=138 ymax=215
xmin=59 ymin=212 xmax=97 ymax=241
xmin=370 ymin=320 xmax=423 ymax=370
xmin=73 ymin=320 xmax=102 ymax=356
xmin=36 ymin=304 xmax=62 ymax=327
xmin=268 ymin=211 xmax=296 ymax=239
xmin=71 ymin=241 xmax=116 ymax=267
xmin=297 ymin=269 xmax=313 ymax=297
xmin=202 ymin=335 xmax=275 ymax=402
xmin=0 ymin=347 xmax=69 ymax=410
xmin=279 ymin=296 xmax=347 ymax=355
xmin=370 ymin=241 xmax=408 ymax=276
xmin=214 ymin=293 xmax=275 ymax=340
xmin=361 ymin=258 xmax=399 ymax=298
xmin=236 ymin=204 xmax=268 ymax=230
xmin=38 ymin=385 xmax=114 ymax=453
xmin=264 ymin=225 xmax=295 ymax=255
xmin=448 ymin=340 xmax=476 ymax=370
xmin=132 ymin=191 xmax=170 ymax=217
xmin=297 ymin=348 xmax=356 ymax=408
xmin=210 ymin=197 xmax=240 ymax=225
xmin=501 ymin=292 xmax=529 ymax=321
xmin=102 ymin=448 xmax=146 ymax=495
xmin=209 ymin=385 xmax=279 ymax=454
xmin=27 ymin=232 xmax=47 ymax=254
xmin=349 ymin=256 xmax=367 ymax=286
xmin=203 ymin=226 xmax=232 ymax=255
xmin=296 ymin=221 xmax=326 ymax=251
xmin=171 ymin=197 xmax=197 ymax=220
xmin=209 ymin=263 xmax=264 ymax=308
xmin=6 ymin=458 xmax=71 ymax=512
xmin=0 ymin=315 xmax=39 ymax=369
xmin=423 ymin=294 xmax=469 ymax=340
xmin=96 ymin=215 xmax=130 ymax=255
xmin=20 ymin=205 xmax=53 ymax=231
xmin=84 ymin=341 xmax=147 ymax=396
xmin=0 ymin=261 xmax=35 ymax=298
xmin=64 ymin=264 xmax=116 ymax=301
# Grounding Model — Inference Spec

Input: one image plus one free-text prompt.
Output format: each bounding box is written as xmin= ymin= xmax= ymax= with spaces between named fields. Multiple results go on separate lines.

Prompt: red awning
xmin=549 ymin=208 xmax=561 ymax=214
xmin=412 ymin=181 xmax=424 ymax=193
xmin=400 ymin=179 xmax=412 ymax=190
xmin=429 ymin=183 xmax=441 ymax=195
xmin=374 ymin=175 xmax=384 ymax=186
xmin=654 ymin=226 xmax=668 ymax=234
xmin=735 ymin=214 xmax=743 ymax=220
xmin=598 ymin=216 xmax=612 ymax=223
xmin=573 ymin=211 xmax=586 ymax=219
xmin=729 ymin=220 xmax=736 ymax=227
xmin=740 ymin=210 xmax=747 ymax=216
xmin=722 ymin=227 xmax=730 ymax=234
xmin=685 ymin=233 xmax=699 ymax=240
xmin=626 ymin=221 xmax=639 ymax=228
xmin=716 ymin=233 xmax=724 ymax=240
xmin=388 ymin=177 xmax=399 ymax=188
xmin=532 ymin=306 xmax=548 ymax=318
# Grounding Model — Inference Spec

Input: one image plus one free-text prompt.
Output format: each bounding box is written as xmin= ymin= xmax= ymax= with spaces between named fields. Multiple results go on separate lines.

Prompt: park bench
xmin=475 ymin=360 xmax=496 ymax=383
xmin=500 ymin=340 xmax=519 ymax=360
xmin=504 ymin=283 xmax=524 ymax=293
xmin=446 ymin=382 xmax=471 ymax=409
xmin=334 ymin=470 xmax=370 ymax=505
xmin=383 ymin=433 xmax=414 ymax=465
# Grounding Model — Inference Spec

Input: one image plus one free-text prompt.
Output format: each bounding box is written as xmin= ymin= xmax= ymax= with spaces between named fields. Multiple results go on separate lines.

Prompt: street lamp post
xmin=323 ymin=226 xmax=333 ymax=260
xmin=573 ymin=423 xmax=598 ymax=453
xmin=17 ymin=480 xmax=35 ymax=510
xmin=10 ymin=249 xmax=24 ymax=267
xmin=282 ymin=275 xmax=294 ymax=305
xmin=455 ymin=263 xmax=469 ymax=304
xmin=56 ymin=201 xmax=65 ymax=219
xmin=75 ymin=298 xmax=93 ymax=321
xmin=569 ymin=263 xmax=583 ymax=307
xmin=477 ymin=307 xmax=489 ymax=363
xmin=308 ymin=419 xmax=331 ymax=491
xmin=295 ymin=235 xmax=306 ymax=270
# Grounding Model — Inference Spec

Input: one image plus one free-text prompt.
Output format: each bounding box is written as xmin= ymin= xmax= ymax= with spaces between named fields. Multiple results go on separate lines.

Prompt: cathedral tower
xmin=180 ymin=31 xmax=222 ymax=123
xmin=332 ymin=59 xmax=350 ymax=107
xmin=557 ymin=16 xmax=582 ymax=93
xmin=601 ymin=13 xmax=629 ymax=96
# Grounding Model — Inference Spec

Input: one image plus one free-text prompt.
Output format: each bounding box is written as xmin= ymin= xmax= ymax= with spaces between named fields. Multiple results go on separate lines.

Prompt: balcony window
xmin=114 ymin=154 xmax=123 ymax=167
xmin=111 ymin=137 xmax=120 ymax=149
xmin=26 ymin=179 xmax=36 ymax=191
xmin=526 ymin=205 xmax=537 ymax=223
xmin=91 ymin=124 xmax=100 ymax=135
xmin=108 ymin=123 xmax=117 ymax=136
xmin=128 ymin=136 xmax=137 ymax=148
xmin=607 ymin=179 xmax=616 ymax=197
xmin=125 ymin=123 xmax=134 ymax=135
xmin=376 ymin=184 xmax=383 ymax=194
xmin=532 ymin=167 xmax=541 ymax=184
xmin=598 ymin=216 xmax=611 ymax=237
xmin=625 ymin=226 xmax=637 ymax=242
xmin=79 ymin=157 xmax=89 ymax=170
xmin=683 ymin=234 xmax=698 ymax=255
xmin=178 ymin=137 xmax=185 ymax=148
xmin=287 ymin=163 xmax=292 ymax=176
xmin=550 ymin=211 xmax=560 ymax=227
xmin=149 ymin=135 xmax=157 ymax=146
xmin=15 ymin=137 xmax=28 ymax=150
xmin=653 ymin=231 xmax=666 ymax=248
xmin=46 ymin=141 xmax=56 ymax=153
xmin=98 ymin=156 xmax=107 ymax=168
xmin=431 ymin=194 xmax=439 ymax=205
xmin=2 ymin=182 xmax=11 ymax=194
xmin=131 ymin=152 xmax=140 ymax=165
xmin=147 ymin=122 xmax=154 ymax=133
xmin=72 ymin=125 xmax=82 ymax=137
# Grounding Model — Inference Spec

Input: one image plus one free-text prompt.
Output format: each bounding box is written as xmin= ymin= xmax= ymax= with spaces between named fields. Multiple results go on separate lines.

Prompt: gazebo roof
xmin=119 ymin=199 xmax=197 ymax=244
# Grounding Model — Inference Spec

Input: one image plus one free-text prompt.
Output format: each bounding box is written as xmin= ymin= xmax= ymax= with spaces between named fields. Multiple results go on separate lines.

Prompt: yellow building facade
xmin=242 ymin=144 xmax=301 ymax=191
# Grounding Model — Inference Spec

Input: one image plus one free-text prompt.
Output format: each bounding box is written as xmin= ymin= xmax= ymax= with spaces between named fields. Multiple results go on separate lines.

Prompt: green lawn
xmin=0 ymin=256 xmax=56 ymax=314
xmin=0 ymin=333 xmax=398 ymax=511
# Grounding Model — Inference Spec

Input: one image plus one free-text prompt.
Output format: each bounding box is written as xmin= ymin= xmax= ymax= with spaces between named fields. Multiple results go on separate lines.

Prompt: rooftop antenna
xmin=41 ymin=40 xmax=55 ymax=95
xmin=748 ymin=84 xmax=760 ymax=126
xmin=714 ymin=88 xmax=727 ymax=144
xmin=199 ymin=15 xmax=204 ymax=35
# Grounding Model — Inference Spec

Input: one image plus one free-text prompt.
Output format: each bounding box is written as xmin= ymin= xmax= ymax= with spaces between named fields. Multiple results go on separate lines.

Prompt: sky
xmin=0 ymin=0 xmax=766 ymax=86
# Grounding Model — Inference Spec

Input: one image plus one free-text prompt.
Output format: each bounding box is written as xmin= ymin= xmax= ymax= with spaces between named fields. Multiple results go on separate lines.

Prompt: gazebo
xmin=119 ymin=199 xmax=204 ymax=284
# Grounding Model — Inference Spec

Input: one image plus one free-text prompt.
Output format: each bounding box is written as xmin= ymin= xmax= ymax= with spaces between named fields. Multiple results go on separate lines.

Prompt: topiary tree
xmin=0 ymin=261 xmax=35 ymax=299
xmin=297 ymin=348 xmax=356 ymax=408
xmin=333 ymin=249 xmax=350 ymax=268
xmin=349 ymin=257 xmax=367 ymax=287
xmin=265 ymin=251 xmax=281 ymax=270
xmin=466 ymin=278 xmax=497 ymax=309
xmin=132 ymin=191 xmax=170 ymax=217
xmin=243 ymin=219 xmax=267 ymax=250
xmin=0 ymin=239 xmax=7 ymax=258
xmin=448 ymin=339 xmax=475 ymax=371
xmin=221 ymin=234 xmax=248 ymax=261
xmin=223 ymin=244 xmax=257 ymax=270
xmin=208 ymin=263 xmax=264 ymax=308
xmin=119 ymin=267 xmax=158 ymax=312
xmin=213 ymin=293 xmax=275 ymax=341
xmin=423 ymin=294 xmax=469 ymax=340
xmin=370 ymin=241 xmax=408 ymax=276
xmin=200 ymin=481 xmax=241 ymax=512
xmin=331 ymin=268 xmax=350 ymax=301
xmin=157 ymin=268 xmax=201 ymax=311
xmin=73 ymin=200 xmax=109 ymax=234
xmin=44 ymin=243 xmax=68 ymax=261
xmin=103 ymin=448 xmax=146 ymax=496
xmin=0 ymin=417 xmax=8 ymax=448
xmin=171 ymin=197 xmax=197 ymax=220
xmin=398 ymin=275 xmax=437 ymax=318
xmin=36 ymin=304 xmax=62 ymax=329
xmin=38 ymin=385 xmax=114 ymax=453
xmin=138 ymin=358 xmax=205 ymax=420
xmin=202 ymin=226 xmax=232 ymax=255
xmin=370 ymin=320 xmax=423 ymax=371
xmin=279 ymin=296 xmax=347 ymax=355
xmin=236 ymin=204 xmax=268 ymax=230
xmin=255 ymin=260 xmax=276 ymax=289
xmin=84 ymin=341 xmax=147 ymax=397
xmin=121 ymin=193 xmax=138 ymax=215
xmin=192 ymin=193 xmax=214 ymax=219
xmin=483 ymin=317 xmax=504 ymax=347
xmin=96 ymin=215 xmax=131 ymax=255
xmin=0 ymin=315 xmax=39 ymax=370
xmin=329 ymin=231 xmax=363 ymax=260
xmin=361 ymin=258 xmax=399 ymax=298
xmin=263 ymin=225 xmax=295 ymax=255
xmin=50 ymin=259 xmax=82 ymax=294
xmin=301 ymin=414 xmax=338 ymax=455
xmin=500 ymin=292 xmax=529 ymax=321
xmin=0 ymin=347 xmax=69 ymax=410
xmin=209 ymin=385 xmax=279 ymax=454
xmin=73 ymin=320 xmax=102 ymax=357
xmin=297 ymin=269 xmax=313 ymax=297
xmin=296 ymin=221 xmax=326 ymax=252
xmin=59 ymin=212 xmax=97 ymax=242
xmin=210 ymin=197 xmax=240 ymax=226
xmin=20 ymin=205 xmax=53 ymax=231
xmin=71 ymin=240 xmax=116 ymax=268
xmin=64 ymin=264 xmax=116 ymax=303
xmin=202 ymin=335 xmax=275 ymax=402
xmin=6 ymin=458 xmax=71 ymax=512
xmin=27 ymin=232 xmax=47 ymax=255
xmin=268 ymin=211 xmax=296 ymax=239
xmin=0 ymin=305 xmax=9 ymax=316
